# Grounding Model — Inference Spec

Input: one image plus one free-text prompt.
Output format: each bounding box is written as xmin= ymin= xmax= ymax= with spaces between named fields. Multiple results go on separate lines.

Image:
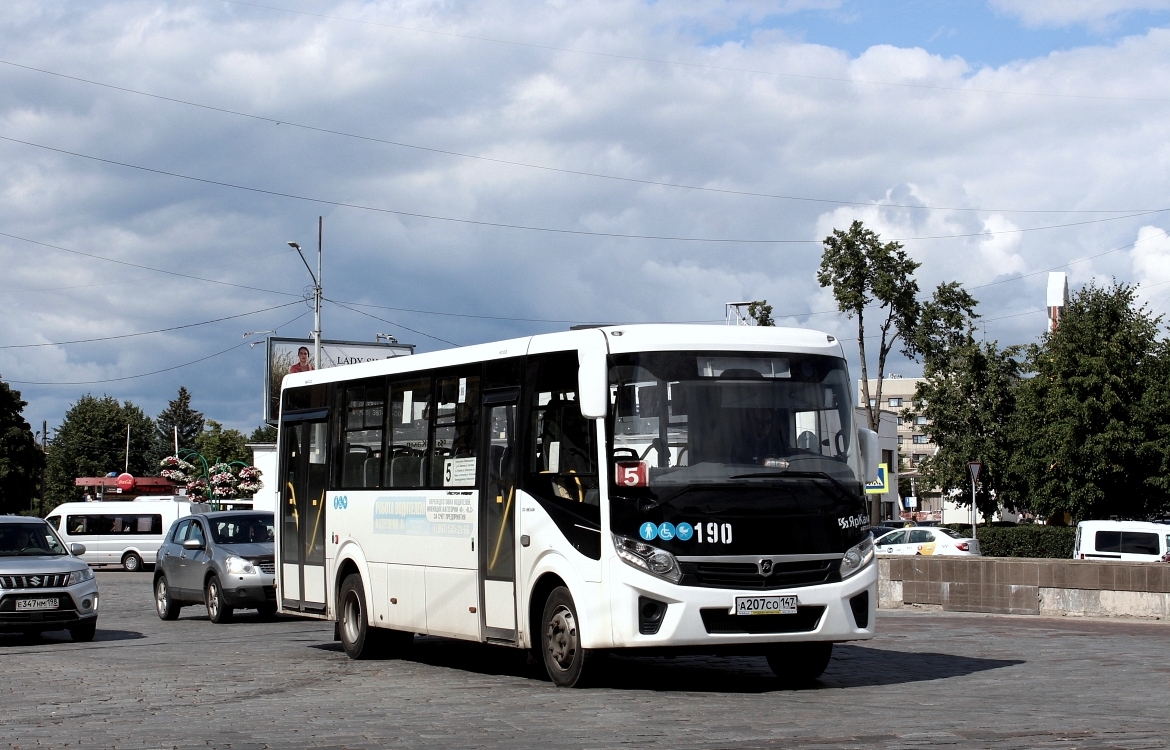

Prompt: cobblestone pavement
xmin=2 ymin=572 xmax=1167 ymax=749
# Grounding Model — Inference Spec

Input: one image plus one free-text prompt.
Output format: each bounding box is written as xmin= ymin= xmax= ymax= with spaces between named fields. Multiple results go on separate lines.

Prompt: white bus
xmin=275 ymin=324 xmax=879 ymax=686
xmin=46 ymin=498 xmax=195 ymax=572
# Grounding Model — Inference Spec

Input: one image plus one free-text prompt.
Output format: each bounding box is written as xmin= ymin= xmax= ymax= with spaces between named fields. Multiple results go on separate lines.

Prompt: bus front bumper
xmin=608 ymin=558 xmax=877 ymax=648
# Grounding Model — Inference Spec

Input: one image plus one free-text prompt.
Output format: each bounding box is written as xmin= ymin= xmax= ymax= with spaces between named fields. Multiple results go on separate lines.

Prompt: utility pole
xmin=125 ymin=423 xmax=131 ymax=474
xmin=288 ymin=216 xmax=323 ymax=372
xmin=174 ymin=425 xmax=179 ymax=457
xmin=37 ymin=420 xmax=47 ymax=516
xmin=315 ymin=216 xmax=322 ymax=372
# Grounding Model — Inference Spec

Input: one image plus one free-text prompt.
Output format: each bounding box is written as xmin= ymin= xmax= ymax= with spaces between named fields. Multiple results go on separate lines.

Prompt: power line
xmin=325 ymin=299 xmax=459 ymax=346
xmin=5 ymin=311 xmax=309 ymax=386
xmin=969 ymin=228 xmax=1169 ymax=290
xmin=0 ymin=58 xmax=1155 ymax=216
xmin=0 ymin=300 xmax=303 ymax=349
xmin=0 ymin=231 xmax=299 ymax=297
xmin=217 ymin=0 xmax=1170 ymax=106
xmin=3 ymin=135 xmax=1164 ymax=243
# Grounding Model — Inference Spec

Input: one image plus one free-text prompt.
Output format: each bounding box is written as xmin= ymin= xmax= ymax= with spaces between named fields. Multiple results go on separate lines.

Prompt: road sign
xmin=968 ymin=461 xmax=982 ymax=481
xmin=865 ymin=463 xmax=889 ymax=495
xmin=905 ymin=496 xmax=917 ymax=508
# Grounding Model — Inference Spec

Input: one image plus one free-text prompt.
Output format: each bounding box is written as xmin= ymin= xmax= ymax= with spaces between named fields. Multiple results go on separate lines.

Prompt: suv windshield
xmin=209 ymin=514 xmax=274 ymax=545
xmin=0 ymin=522 xmax=68 ymax=556
xmin=608 ymin=351 xmax=860 ymax=487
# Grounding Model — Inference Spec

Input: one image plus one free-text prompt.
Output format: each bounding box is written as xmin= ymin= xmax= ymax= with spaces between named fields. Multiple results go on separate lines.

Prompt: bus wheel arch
xmin=528 ymin=572 xmax=567 ymax=649
xmin=335 ymin=558 xmax=361 ymax=615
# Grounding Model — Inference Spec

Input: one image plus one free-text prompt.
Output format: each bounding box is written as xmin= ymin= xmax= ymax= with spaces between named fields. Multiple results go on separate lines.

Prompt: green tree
xmin=155 ymin=386 xmax=204 ymax=456
xmin=249 ymin=424 xmax=277 ymax=443
xmin=193 ymin=421 xmax=250 ymax=465
xmin=1004 ymin=281 xmax=1170 ymax=522
xmin=747 ymin=300 xmax=774 ymax=327
xmin=0 ymin=377 xmax=44 ymax=514
xmin=818 ymin=220 xmax=921 ymax=433
xmin=44 ymin=395 xmax=158 ymax=510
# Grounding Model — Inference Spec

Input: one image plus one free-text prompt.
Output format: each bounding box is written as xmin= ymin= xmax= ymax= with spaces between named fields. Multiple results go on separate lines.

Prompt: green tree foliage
xmin=909 ymin=283 xmax=1021 ymax=521
xmin=747 ymin=300 xmax=774 ymax=327
xmin=155 ymin=386 xmax=204 ymax=456
xmin=0 ymin=377 xmax=44 ymax=514
xmin=194 ymin=420 xmax=250 ymax=465
xmin=44 ymin=395 xmax=158 ymax=511
xmin=817 ymin=220 xmax=921 ymax=432
xmin=249 ymin=424 xmax=277 ymax=443
xmin=1004 ymin=281 xmax=1170 ymax=522
xmin=943 ymin=524 xmax=1075 ymax=558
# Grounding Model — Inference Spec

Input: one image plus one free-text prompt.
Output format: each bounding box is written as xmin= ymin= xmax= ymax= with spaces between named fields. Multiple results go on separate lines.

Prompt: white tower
xmin=1046 ymin=272 xmax=1068 ymax=332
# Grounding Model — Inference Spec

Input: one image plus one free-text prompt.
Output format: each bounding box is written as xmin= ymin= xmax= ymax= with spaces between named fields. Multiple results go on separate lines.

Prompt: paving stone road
xmin=2 ymin=572 xmax=1168 ymax=749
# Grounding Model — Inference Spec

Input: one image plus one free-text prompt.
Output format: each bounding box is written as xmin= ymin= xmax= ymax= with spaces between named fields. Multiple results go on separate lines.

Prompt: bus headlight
xmin=839 ymin=535 xmax=875 ymax=580
xmin=225 ymin=556 xmax=257 ymax=576
xmin=613 ymin=534 xmax=682 ymax=584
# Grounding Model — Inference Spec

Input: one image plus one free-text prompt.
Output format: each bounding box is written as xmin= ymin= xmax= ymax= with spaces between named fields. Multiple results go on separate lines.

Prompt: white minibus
xmin=1074 ymin=520 xmax=1170 ymax=562
xmin=46 ymin=498 xmax=195 ymax=572
xmin=275 ymin=325 xmax=880 ymax=686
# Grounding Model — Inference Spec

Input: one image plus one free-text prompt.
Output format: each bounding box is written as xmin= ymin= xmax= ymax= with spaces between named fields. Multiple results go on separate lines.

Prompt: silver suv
xmin=0 ymin=516 xmax=99 ymax=641
xmin=153 ymin=511 xmax=276 ymax=623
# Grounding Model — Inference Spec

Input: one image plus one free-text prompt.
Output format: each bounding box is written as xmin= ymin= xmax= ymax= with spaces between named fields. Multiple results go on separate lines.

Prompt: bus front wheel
xmin=765 ymin=642 xmax=833 ymax=687
xmin=539 ymin=586 xmax=599 ymax=688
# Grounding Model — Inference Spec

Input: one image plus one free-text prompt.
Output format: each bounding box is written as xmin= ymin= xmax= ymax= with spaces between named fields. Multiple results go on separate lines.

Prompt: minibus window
xmin=1120 ymin=532 xmax=1159 ymax=556
xmin=1095 ymin=530 xmax=1121 ymax=553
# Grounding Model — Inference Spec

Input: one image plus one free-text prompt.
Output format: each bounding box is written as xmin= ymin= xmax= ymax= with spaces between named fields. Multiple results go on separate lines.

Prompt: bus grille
xmin=700 ymin=606 xmax=825 ymax=634
xmin=679 ymin=560 xmax=838 ymax=590
xmin=0 ymin=574 xmax=71 ymax=589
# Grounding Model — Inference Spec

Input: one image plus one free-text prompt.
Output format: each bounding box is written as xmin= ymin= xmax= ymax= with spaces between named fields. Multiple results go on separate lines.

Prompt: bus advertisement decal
xmin=372 ymin=495 xmax=473 ymax=537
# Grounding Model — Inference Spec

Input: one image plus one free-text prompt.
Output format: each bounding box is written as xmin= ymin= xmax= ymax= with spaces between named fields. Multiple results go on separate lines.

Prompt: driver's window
xmin=171 ymin=520 xmax=190 ymax=542
xmin=878 ymin=530 xmax=906 ymax=545
xmin=187 ymin=521 xmax=206 ymax=546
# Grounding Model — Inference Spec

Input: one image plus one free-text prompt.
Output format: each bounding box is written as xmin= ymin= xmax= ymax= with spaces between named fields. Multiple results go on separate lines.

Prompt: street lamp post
xmin=288 ymin=216 xmax=323 ymax=371
xmin=968 ymin=461 xmax=982 ymax=541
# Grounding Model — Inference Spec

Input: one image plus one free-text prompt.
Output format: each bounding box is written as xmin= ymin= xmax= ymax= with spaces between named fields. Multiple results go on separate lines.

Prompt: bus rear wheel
xmin=765 ymin=642 xmax=833 ymax=687
xmin=539 ymin=586 xmax=599 ymax=688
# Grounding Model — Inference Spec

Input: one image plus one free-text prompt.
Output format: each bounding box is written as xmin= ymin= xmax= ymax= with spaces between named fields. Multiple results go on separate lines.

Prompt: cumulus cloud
xmin=989 ymin=0 xmax=1170 ymax=29
xmin=2 ymin=0 xmax=1170 ymax=431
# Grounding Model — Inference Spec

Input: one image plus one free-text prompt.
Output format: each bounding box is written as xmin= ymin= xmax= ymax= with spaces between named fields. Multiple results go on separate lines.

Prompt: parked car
xmin=0 ymin=516 xmax=99 ymax=641
xmin=45 ymin=498 xmax=195 ymax=572
xmin=874 ymin=526 xmax=980 ymax=556
xmin=153 ymin=511 xmax=276 ymax=623
xmin=1074 ymin=520 xmax=1169 ymax=562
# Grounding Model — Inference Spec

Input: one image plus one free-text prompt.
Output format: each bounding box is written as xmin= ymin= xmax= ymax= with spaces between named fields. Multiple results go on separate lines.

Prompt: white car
xmin=874 ymin=527 xmax=980 ymax=556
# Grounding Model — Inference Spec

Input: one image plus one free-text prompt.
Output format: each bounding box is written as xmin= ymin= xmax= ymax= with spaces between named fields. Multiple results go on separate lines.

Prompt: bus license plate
xmin=16 ymin=598 xmax=59 ymax=611
xmin=734 ymin=595 xmax=797 ymax=616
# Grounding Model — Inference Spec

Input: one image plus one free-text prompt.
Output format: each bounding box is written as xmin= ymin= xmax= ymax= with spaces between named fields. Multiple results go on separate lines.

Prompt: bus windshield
xmin=608 ymin=351 xmax=860 ymax=488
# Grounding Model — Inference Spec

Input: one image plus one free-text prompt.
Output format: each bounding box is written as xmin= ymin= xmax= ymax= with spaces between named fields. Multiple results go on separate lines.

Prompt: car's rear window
xmin=937 ymin=527 xmax=962 ymax=539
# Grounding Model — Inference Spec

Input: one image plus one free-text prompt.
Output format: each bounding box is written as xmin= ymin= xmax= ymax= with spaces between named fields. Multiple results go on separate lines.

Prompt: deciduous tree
xmin=44 ymin=395 xmax=157 ymax=510
xmin=194 ymin=420 xmax=250 ymax=466
xmin=0 ymin=377 xmax=44 ymax=515
xmin=1004 ymin=281 xmax=1170 ymax=522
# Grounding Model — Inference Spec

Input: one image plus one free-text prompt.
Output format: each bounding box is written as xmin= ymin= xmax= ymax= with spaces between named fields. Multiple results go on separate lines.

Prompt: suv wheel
xmin=205 ymin=575 xmax=234 ymax=624
xmin=155 ymin=575 xmax=181 ymax=620
xmin=69 ymin=618 xmax=97 ymax=642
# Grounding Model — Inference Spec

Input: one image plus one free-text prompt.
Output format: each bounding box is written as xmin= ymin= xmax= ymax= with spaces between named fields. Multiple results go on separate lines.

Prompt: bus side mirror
xmin=859 ymin=428 xmax=880 ymax=482
xmin=578 ymin=346 xmax=608 ymax=420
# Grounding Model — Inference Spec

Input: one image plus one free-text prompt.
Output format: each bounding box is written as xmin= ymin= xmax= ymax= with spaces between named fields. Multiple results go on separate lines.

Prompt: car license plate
xmin=734 ymin=595 xmax=797 ymax=616
xmin=16 ymin=598 xmax=59 ymax=611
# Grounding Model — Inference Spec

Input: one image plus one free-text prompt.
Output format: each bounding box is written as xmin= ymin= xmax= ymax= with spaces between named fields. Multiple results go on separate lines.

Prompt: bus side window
xmin=387 ymin=376 xmax=432 ymax=488
xmin=525 ymin=352 xmax=600 ymax=509
xmin=339 ymin=379 xmax=386 ymax=489
xmin=430 ymin=371 xmax=481 ymax=488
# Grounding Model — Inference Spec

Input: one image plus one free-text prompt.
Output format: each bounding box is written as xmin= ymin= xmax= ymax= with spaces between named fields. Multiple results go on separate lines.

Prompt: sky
xmin=3 ymin=0 xmax=1170 ymax=442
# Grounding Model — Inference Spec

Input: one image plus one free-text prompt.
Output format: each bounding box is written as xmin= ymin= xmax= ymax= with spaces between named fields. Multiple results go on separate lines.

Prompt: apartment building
xmin=858 ymin=376 xmax=941 ymax=519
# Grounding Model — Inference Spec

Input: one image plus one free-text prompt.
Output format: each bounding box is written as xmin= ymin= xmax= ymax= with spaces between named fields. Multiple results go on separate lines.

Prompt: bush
xmin=943 ymin=524 xmax=1076 ymax=558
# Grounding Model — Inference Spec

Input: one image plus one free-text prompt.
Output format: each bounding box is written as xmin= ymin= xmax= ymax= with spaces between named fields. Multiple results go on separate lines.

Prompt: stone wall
xmin=878 ymin=556 xmax=1170 ymax=619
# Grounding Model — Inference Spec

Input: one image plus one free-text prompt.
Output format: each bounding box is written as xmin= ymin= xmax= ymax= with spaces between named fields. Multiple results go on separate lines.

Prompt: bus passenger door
xmin=279 ymin=415 xmax=329 ymax=614
xmin=481 ymin=390 xmax=520 ymax=641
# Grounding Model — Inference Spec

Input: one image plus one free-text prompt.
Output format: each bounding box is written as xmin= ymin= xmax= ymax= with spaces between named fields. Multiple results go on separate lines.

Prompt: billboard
xmin=265 ymin=337 xmax=414 ymax=424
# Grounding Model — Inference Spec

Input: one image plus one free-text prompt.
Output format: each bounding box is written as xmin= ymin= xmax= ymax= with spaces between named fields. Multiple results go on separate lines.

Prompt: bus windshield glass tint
xmin=608 ymin=352 xmax=859 ymax=487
